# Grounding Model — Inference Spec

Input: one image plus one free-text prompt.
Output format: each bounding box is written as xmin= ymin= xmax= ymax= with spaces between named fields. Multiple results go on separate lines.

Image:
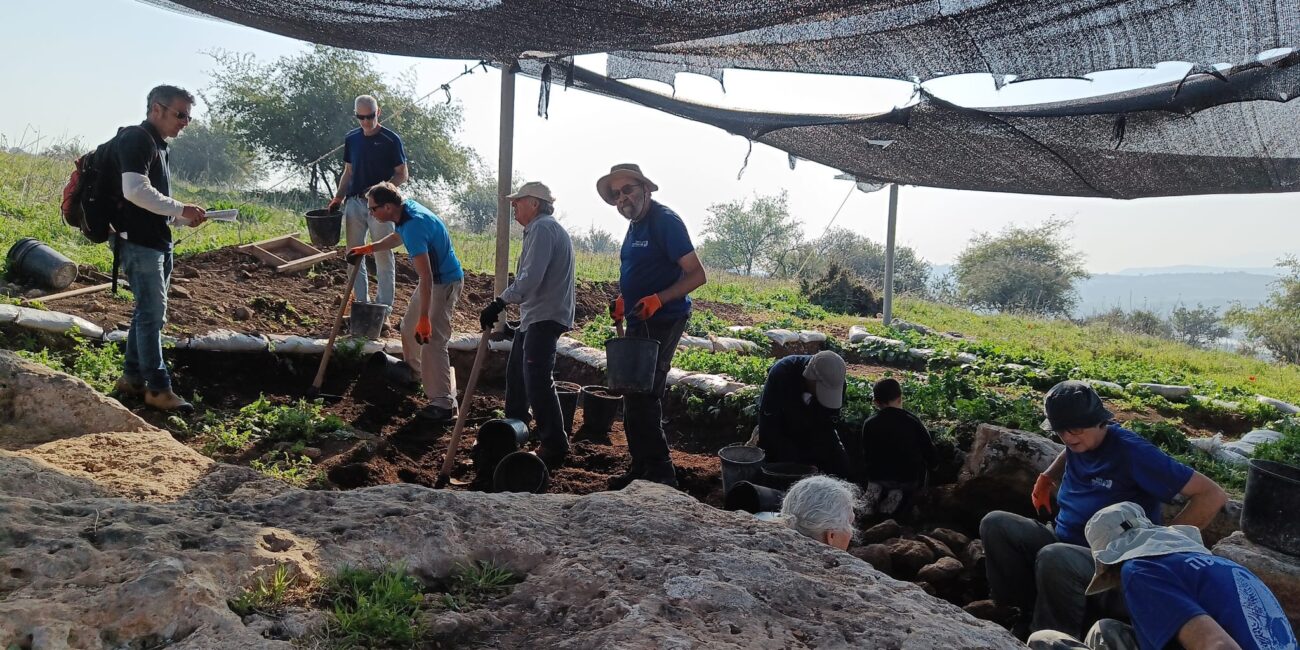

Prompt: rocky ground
xmin=0 ymin=351 xmax=1024 ymax=649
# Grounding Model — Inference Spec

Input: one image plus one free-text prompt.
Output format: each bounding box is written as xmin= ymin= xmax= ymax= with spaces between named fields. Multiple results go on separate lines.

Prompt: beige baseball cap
xmin=802 ymin=351 xmax=847 ymax=409
xmin=506 ymin=181 xmax=556 ymax=203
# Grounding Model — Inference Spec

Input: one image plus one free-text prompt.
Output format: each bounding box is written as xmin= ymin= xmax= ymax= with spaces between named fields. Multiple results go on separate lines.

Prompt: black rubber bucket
xmin=349 ymin=301 xmax=391 ymax=340
xmin=493 ymin=451 xmax=550 ymax=493
xmin=472 ymin=418 xmax=530 ymax=482
xmin=718 ymin=444 xmax=765 ymax=495
xmin=1242 ymin=459 xmax=1300 ymax=556
xmin=579 ymin=385 xmax=621 ymax=437
xmin=724 ymin=481 xmax=786 ymax=514
xmin=605 ymin=336 xmax=659 ymax=394
xmin=305 ymin=209 xmax=342 ymax=248
xmin=7 ymin=237 xmax=78 ymax=290
xmin=555 ymin=381 xmax=581 ymax=434
xmin=760 ymin=462 xmax=819 ymax=491
xmin=363 ymin=351 xmax=419 ymax=391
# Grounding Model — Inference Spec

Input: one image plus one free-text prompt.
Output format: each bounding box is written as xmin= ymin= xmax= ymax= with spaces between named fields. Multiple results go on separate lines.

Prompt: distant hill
xmin=1114 ymin=264 xmax=1286 ymax=277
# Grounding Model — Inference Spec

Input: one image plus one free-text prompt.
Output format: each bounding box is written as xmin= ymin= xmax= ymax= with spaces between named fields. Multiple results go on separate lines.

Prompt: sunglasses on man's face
xmin=367 ymin=203 xmax=381 ymax=212
xmin=356 ymin=113 xmax=376 ymax=121
xmin=615 ymin=183 xmax=641 ymax=197
xmin=155 ymin=103 xmax=191 ymax=121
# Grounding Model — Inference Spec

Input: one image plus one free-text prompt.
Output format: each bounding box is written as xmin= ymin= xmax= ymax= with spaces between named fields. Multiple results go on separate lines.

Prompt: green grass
xmin=229 ymin=563 xmax=297 ymax=617
xmin=323 ymin=565 xmax=426 ymax=649
xmin=194 ymin=395 xmax=349 ymax=456
xmin=435 ymin=561 xmax=522 ymax=612
xmin=250 ymin=448 xmax=322 ymax=488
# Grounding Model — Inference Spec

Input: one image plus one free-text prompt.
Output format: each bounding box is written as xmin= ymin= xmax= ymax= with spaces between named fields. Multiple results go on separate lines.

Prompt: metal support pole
xmin=883 ymin=183 xmax=899 ymax=326
xmin=493 ymin=61 xmax=517 ymax=298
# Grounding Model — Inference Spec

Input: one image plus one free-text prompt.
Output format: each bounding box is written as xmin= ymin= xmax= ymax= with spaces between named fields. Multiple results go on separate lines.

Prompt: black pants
xmin=504 ymin=320 xmax=568 ymax=452
xmin=622 ymin=315 xmax=688 ymax=467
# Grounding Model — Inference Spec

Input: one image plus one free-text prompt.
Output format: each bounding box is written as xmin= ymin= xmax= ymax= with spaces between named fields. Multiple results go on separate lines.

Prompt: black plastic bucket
xmin=493 ymin=451 xmax=550 ymax=493
xmin=363 ymin=351 xmax=419 ymax=391
xmin=579 ymin=385 xmax=621 ymax=437
xmin=718 ymin=444 xmax=765 ymax=495
xmin=724 ymin=481 xmax=786 ymax=514
xmin=760 ymin=462 xmax=819 ymax=491
xmin=305 ymin=209 xmax=342 ymax=248
xmin=349 ymin=301 xmax=391 ymax=340
xmin=1242 ymin=459 xmax=1300 ymax=556
xmin=7 ymin=237 xmax=78 ymax=290
xmin=472 ymin=418 xmax=530 ymax=482
xmin=555 ymin=381 xmax=581 ymax=434
xmin=605 ymin=336 xmax=659 ymax=394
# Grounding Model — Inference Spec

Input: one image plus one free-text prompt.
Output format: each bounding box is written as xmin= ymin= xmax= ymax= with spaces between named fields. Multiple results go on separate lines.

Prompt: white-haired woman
xmin=779 ymin=475 xmax=859 ymax=550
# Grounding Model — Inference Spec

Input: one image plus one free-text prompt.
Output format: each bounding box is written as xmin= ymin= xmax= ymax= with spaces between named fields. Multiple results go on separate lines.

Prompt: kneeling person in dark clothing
xmin=755 ymin=351 xmax=851 ymax=479
xmin=859 ymin=378 xmax=936 ymax=517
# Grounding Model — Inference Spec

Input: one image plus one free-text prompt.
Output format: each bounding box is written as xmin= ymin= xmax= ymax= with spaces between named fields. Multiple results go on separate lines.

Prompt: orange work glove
xmin=327 ymin=196 xmax=344 ymax=213
xmin=345 ymin=244 xmax=374 ymax=265
xmin=414 ymin=315 xmax=432 ymax=345
xmin=608 ymin=295 xmax=624 ymax=324
xmin=1032 ymin=473 xmax=1056 ymax=516
xmin=631 ymin=293 xmax=663 ymax=321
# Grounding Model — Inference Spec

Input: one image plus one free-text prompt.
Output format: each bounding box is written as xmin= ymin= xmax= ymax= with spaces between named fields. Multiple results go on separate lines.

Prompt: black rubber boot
xmin=607 ymin=462 xmax=645 ymax=490
xmin=641 ymin=461 xmax=678 ymax=488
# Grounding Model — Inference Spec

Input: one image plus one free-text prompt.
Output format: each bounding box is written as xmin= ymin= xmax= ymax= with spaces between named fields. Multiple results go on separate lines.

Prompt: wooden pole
xmin=309 ymin=260 xmax=360 ymax=395
xmin=883 ymin=183 xmax=899 ymax=326
xmin=435 ymin=331 xmax=492 ymax=488
xmin=493 ymin=61 xmax=517 ymax=298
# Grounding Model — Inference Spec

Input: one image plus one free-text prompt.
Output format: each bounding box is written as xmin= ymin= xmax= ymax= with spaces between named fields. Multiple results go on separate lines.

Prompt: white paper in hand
xmin=206 ymin=209 xmax=239 ymax=222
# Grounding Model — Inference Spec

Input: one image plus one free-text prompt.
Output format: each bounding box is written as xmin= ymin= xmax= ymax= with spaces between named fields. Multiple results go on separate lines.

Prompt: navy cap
xmin=1042 ymin=381 xmax=1114 ymax=432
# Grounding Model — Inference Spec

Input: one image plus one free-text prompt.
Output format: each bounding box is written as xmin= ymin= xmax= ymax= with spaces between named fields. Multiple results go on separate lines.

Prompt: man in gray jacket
xmin=479 ymin=181 xmax=576 ymax=470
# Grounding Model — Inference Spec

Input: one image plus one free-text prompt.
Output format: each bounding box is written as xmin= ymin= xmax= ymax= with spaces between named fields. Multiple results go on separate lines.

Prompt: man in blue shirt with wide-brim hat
xmin=598 ymin=163 xmax=707 ymax=490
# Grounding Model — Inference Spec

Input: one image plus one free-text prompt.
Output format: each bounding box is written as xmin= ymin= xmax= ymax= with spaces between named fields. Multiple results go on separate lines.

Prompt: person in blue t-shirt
xmin=328 ymin=95 xmax=409 ymax=313
xmin=597 ymin=163 xmax=707 ymax=490
xmin=1027 ymin=501 xmax=1295 ymax=650
xmin=347 ymin=182 xmax=463 ymax=423
xmin=980 ymin=381 xmax=1228 ymax=641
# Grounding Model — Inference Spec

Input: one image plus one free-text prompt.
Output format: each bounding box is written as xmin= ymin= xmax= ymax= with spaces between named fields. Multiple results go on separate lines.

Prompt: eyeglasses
xmin=155 ymin=103 xmax=191 ymax=121
xmin=615 ymin=183 xmax=641 ymax=197
xmin=355 ymin=113 xmax=376 ymax=121
xmin=367 ymin=203 xmax=381 ymax=212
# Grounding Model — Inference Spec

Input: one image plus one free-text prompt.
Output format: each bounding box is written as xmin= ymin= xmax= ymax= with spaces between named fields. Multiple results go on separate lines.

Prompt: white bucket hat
xmin=1084 ymin=501 xmax=1210 ymax=595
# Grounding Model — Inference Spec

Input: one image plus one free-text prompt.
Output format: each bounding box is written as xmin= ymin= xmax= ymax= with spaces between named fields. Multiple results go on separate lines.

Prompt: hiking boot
xmin=641 ymin=461 xmax=678 ymax=489
xmin=607 ymin=462 xmax=646 ymax=490
xmin=145 ymin=389 xmax=194 ymax=414
xmin=416 ymin=404 xmax=456 ymax=423
xmin=536 ymin=445 xmax=568 ymax=471
xmin=114 ymin=375 xmax=145 ymax=397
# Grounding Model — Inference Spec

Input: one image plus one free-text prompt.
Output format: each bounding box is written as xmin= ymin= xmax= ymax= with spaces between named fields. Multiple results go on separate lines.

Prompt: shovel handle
xmin=436 ymin=328 xmax=493 ymax=485
xmin=616 ymin=320 xmax=625 ymax=337
xmin=311 ymin=260 xmax=361 ymax=392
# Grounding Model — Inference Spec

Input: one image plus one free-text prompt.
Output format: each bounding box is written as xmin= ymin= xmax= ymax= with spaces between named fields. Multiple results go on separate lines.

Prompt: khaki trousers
xmin=401 ymin=281 xmax=461 ymax=409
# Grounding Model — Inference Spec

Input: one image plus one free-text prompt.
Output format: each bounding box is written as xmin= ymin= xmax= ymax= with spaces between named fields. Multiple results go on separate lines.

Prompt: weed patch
xmin=251 ymin=449 xmax=322 ymax=488
xmin=435 ymin=561 xmax=522 ymax=612
xmin=229 ymin=564 xmax=297 ymax=617
xmin=322 ymin=565 xmax=426 ymax=649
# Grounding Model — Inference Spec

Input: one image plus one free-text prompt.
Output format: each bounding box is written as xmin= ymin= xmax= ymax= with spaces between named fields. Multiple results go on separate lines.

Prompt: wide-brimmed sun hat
xmin=506 ymin=181 xmax=555 ymax=203
xmin=596 ymin=163 xmax=659 ymax=205
xmin=1083 ymin=501 xmax=1209 ymax=595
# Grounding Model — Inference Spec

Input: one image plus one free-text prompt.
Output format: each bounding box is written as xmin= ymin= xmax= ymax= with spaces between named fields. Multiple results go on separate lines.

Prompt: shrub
xmin=799 ymin=263 xmax=880 ymax=317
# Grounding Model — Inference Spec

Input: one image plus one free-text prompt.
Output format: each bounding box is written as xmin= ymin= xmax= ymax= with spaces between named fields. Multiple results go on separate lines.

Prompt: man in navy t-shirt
xmin=597 ymin=164 xmax=707 ymax=489
xmin=1028 ymin=502 xmax=1295 ymax=650
xmin=328 ymin=94 xmax=408 ymax=313
xmin=980 ymin=381 xmax=1228 ymax=640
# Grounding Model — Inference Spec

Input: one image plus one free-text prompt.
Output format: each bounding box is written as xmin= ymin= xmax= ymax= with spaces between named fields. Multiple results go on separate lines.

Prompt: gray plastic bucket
xmin=605 ymin=336 xmax=659 ymax=394
xmin=493 ymin=451 xmax=550 ymax=493
xmin=304 ymin=209 xmax=342 ymax=248
xmin=719 ymin=444 xmax=766 ymax=495
xmin=1242 ymin=459 xmax=1300 ymax=555
xmin=555 ymin=381 xmax=581 ymax=434
xmin=349 ymin=301 xmax=391 ymax=340
xmin=7 ymin=238 xmax=78 ymax=290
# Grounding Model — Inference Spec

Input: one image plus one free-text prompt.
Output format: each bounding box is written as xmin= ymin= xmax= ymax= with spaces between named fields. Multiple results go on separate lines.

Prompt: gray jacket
xmin=500 ymin=213 xmax=575 ymax=330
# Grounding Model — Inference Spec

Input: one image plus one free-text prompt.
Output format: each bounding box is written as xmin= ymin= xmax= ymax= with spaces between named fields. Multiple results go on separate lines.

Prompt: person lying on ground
xmin=347 ymin=182 xmax=463 ymax=423
xmin=478 ymin=182 xmax=576 ymax=471
xmin=777 ymin=475 xmax=859 ymax=550
xmin=980 ymin=380 xmax=1229 ymax=641
xmin=859 ymin=377 xmax=936 ymax=520
xmin=599 ymin=163 xmax=707 ymax=490
xmin=328 ymin=94 xmax=407 ymax=315
xmin=1027 ymin=501 xmax=1295 ymax=650
xmin=114 ymin=84 xmax=206 ymax=413
xmin=755 ymin=351 xmax=852 ymax=480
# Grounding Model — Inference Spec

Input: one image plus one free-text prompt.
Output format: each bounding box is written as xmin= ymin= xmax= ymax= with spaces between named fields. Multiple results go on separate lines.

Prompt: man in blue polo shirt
xmin=347 ymin=182 xmax=463 ymax=422
xmin=329 ymin=95 xmax=408 ymax=314
xmin=980 ymin=381 xmax=1228 ymax=640
xmin=598 ymin=164 xmax=707 ymax=489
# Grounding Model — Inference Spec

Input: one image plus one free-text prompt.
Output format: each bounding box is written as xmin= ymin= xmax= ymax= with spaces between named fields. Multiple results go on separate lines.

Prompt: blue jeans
xmin=119 ymin=239 xmax=172 ymax=390
xmin=344 ymin=196 xmax=395 ymax=306
xmin=505 ymin=320 xmax=568 ymax=452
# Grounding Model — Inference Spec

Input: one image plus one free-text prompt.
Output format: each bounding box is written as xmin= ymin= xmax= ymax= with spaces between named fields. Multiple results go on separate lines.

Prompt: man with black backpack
xmin=112 ymin=85 xmax=207 ymax=412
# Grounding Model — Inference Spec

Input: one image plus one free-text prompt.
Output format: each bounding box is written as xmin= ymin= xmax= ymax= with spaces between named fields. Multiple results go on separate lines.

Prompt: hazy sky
xmin=3 ymin=0 xmax=1298 ymax=273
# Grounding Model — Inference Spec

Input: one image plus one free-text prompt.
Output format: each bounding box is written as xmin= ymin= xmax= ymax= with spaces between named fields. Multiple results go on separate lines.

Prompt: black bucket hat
xmin=1042 ymin=380 xmax=1114 ymax=433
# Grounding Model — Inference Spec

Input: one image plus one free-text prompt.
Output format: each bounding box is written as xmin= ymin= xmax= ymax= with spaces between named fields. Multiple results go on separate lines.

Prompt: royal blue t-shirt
xmin=1054 ymin=424 xmax=1193 ymax=545
xmin=394 ymin=199 xmax=463 ymax=284
xmin=619 ymin=201 xmax=695 ymax=326
xmin=1123 ymin=552 xmax=1296 ymax=650
xmin=342 ymin=126 xmax=406 ymax=196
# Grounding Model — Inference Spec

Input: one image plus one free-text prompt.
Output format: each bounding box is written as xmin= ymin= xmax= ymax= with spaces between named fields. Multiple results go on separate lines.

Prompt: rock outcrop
xmin=955 ymin=424 xmax=1063 ymax=519
xmin=1213 ymin=532 xmax=1300 ymax=628
xmin=0 ymin=354 xmax=1022 ymax=649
